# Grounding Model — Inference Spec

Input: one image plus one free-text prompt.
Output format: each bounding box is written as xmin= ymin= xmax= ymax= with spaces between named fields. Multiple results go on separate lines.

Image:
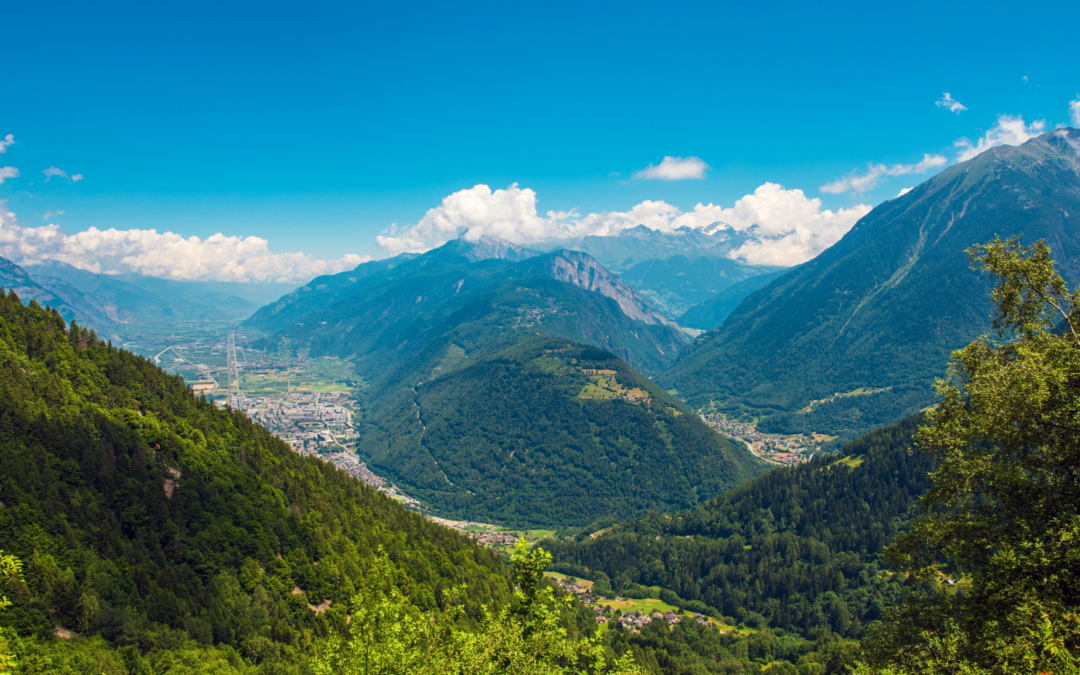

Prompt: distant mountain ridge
xmin=617 ymin=255 xmax=783 ymax=318
xmin=247 ymin=235 xmax=679 ymax=341
xmin=677 ymin=269 xmax=788 ymax=329
xmin=542 ymin=224 xmax=752 ymax=272
xmin=0 ymin=257 xmax=137 ymax=333
xmin=0 ymin=257 xmax=300 ymax=337
xmin=661 ymin=127 xmax=1080 ymax=437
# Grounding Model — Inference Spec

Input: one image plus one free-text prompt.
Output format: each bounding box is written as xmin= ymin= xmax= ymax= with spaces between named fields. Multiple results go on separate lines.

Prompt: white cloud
xmin=376 ymin=182 xmax=870 ymax=267
xmin=954 ymin=114 xmax=1045 ymax=162
xmin=936 ymin=92 xmax=967 ymax=114
xmin=0 ymin=200 xmax=369 ymax=283
xmin=896 ymin=187 xmax=913 ymax=198
xmin=43 ymin=166 xmax=83 ymax=183
xmin=632 ymin=156 xmax=709 ymax=180
xmin=42 ymin=210 xmax=65 ymax=221
xmin=1070 ymin=95 xmax=1080 ymax=127
xmin=0 ymin=167 xmax=19 ymax=185
xmin=820 ymin=153 xmax=947 ymax=194
xmin=0 ymin=135 xmax=13 ymax=154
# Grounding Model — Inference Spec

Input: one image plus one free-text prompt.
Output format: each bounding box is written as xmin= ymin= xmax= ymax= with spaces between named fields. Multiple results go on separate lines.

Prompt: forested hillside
xmin=545 ymin=416 xmax=935 ymax=639
xmin=356 ymin=334 xmax=762 ymax=526
xmin=663 ymin=128 xmax=1080 ymax=437
xmin=0 ymin=292 xmax=510 ymax=671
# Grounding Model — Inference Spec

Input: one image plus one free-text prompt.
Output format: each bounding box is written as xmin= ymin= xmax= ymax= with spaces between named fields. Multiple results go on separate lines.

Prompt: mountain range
xmin=661 ymin=127 xmax=1080 ymax=438
xmin=537 ymin=225 xmax=783 ymax=318
xmin=0 ymin=257 xmax=298 ymax=338
xmin=247 ymin=237 xmax=763 ymax=525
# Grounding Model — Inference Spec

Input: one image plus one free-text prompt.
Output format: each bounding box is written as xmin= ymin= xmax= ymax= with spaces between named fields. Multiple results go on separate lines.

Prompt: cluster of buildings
xmin=545 ymin=577 xmax=717 ymax=632
xmin=239 ymin=392 xmax=357 ymax=452
xmin=425 ymin=517 xmax=534 ymax=548
xmin=700 ymin=413 xmax=818 ymax=465
xmin=614 ymin=609 xmax=710 ymax=631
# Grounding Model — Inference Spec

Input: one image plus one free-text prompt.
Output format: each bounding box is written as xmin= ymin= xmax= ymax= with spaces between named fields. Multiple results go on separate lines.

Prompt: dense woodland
xmin=357 ymin=335 xmax=763 ymax=526
xmin=546 ymin=418 xmax=935 ymax=640
xmin=0 ymin=292 xmax=512 ymax=672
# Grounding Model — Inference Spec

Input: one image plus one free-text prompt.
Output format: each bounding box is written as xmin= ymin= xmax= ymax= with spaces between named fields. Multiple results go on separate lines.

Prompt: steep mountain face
xmin=245 ymin=237 xmax=540 ymax=335
xmin=543 ymin=224 xmax=751 ymax=271
xmin=678 ymin=269 xmax=788 ymax=330
xmin=458 ymin=235 xmax=542 ymax=263
xmin=516 ymin=250 xmax=679 ymax=327
xmin=243 ymin=252 xmax=419 ymax=333
xmin=250 ymin=238 xmax=688 ymax=374
xmin=0 ymin=292 xmax=509 ymax=667
xmin=617 ymin=255 xmax=782 ymax=318
xmin=661 ymin=128 xmax=1080 ymax=436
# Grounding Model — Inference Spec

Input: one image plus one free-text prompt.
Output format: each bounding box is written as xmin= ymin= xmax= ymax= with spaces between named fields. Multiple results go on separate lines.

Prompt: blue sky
xmin=2 ymin=0 xmax=1079 ymax=281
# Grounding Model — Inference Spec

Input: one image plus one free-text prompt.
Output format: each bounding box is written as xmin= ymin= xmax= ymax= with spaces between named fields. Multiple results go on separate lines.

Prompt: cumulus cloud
xmin=376 ymin=182 xmax=870 ymax=267
xmin=954 ymin=114 xmax=1045 ymax=162
xmin=820 ymin=153 xmax=947 ymax=194
xmin=0 ymin=200 xmax=369 ymax=283
xmin=1070 ymin=95 xmax=1080 ymax=127
xmin=632 ymin=156 xmax=709 ymax=180
xmin=43 ymin=166 xmax=83 ymax=183
xmin=0 ymin=135 xmax=16 ymax=185
xmin=936 ymin=92 xmax=967 ymax=114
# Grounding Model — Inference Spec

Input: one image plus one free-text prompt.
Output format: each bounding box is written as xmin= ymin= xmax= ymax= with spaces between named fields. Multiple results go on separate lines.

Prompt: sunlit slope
xmin=0 ymin=292 xmax=509 ymax=660
xmin=662 ymin=128 xmax=1080 ymax=436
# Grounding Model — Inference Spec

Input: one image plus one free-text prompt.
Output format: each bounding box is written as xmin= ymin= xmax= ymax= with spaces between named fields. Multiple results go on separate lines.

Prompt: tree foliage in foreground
xmin=857 ymin=238 xmax=1080 ymax=674
xmin=312 ymin=539 xmax=642 ymax=675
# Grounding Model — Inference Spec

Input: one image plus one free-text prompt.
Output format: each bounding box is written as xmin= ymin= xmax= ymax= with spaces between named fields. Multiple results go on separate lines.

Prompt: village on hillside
xmin=546 ymin=574 xmax=722 ymax=633
xmin=700 ymin=413 xmax=833 ymax=464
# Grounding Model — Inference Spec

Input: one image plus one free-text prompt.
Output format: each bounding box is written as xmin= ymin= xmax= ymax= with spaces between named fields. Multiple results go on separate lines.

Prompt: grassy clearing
xmin=577 ymin=371 xmax=650 ymax=403
xmin=603 ymin=597 xmax=679 ymax=614
xmin=431 ymin=344 xmax=468 ymax=378
xmin=543 ymin=572 xmax=594 ymax=589
xmin=831 ymin=454 xmax=865 ymax=470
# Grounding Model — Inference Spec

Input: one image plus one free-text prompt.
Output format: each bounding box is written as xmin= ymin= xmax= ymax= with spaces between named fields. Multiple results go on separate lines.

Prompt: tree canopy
xmin=858 ymin=238 xmax=1080 ymax=674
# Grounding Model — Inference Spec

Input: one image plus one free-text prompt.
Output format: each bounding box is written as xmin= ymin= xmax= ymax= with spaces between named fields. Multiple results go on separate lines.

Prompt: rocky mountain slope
xmin=247 ymin=237 xmax=762 ymax=524
xmin=661 ymin=128 xmax=1080 ymax=436
xmin=249 ymin=237 xmax=687 ymax=374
